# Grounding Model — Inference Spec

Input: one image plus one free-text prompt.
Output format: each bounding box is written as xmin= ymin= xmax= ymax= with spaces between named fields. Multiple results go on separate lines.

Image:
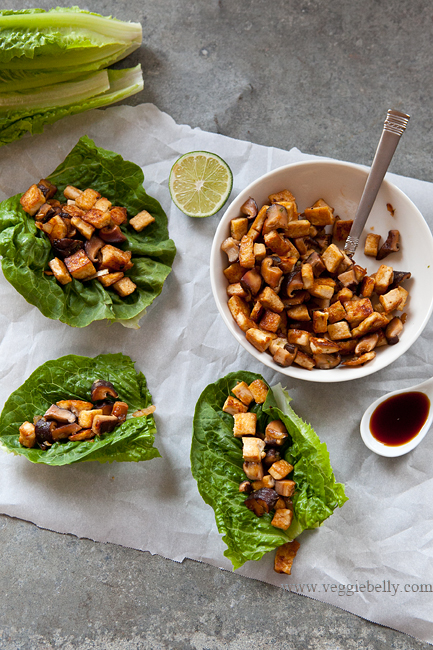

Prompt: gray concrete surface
xmin=1 ymin=1 xmax=432 ymax=648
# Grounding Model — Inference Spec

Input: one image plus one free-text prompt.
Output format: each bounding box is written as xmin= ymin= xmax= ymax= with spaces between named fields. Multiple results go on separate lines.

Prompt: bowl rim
xmin=210 ymin=159 xmax=433 ymax=383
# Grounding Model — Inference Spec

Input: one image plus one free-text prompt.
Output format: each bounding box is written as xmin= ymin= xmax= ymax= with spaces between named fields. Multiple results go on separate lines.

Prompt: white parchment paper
xmin=1 ymin=104 xmax=433 ymax=644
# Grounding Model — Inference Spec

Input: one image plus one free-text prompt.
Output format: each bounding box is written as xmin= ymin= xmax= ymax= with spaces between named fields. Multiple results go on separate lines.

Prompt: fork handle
xmin=344 ymin=109 xmax=410 ymax=257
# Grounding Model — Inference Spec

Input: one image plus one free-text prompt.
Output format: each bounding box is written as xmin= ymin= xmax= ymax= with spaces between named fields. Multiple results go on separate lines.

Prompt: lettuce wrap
xmin=191 ymin=371 xmax=347 ymax=569
xmin=0 ymin=353 xmax=160 ymax=466
xmin=0 ymin=136 xmax=176 ymax=327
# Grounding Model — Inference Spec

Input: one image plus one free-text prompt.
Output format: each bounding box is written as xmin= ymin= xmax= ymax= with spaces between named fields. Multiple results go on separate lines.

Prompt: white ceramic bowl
xmin=210 ymin=160 xmax=433 ymax=383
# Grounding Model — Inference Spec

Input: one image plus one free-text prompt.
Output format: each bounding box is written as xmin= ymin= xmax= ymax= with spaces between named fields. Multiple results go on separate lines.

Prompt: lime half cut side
xmin=169 ymin=151 xmax=233 ymax=217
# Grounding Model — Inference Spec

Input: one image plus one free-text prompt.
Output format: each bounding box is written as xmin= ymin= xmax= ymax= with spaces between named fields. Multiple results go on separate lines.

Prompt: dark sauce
xmin=370 ymin=392 xmax=430 ymax=446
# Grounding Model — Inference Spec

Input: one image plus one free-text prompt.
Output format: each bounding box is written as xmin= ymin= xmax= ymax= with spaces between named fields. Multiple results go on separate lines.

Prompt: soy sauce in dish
xmin=370 ymin=392 xmax=430 ymax=446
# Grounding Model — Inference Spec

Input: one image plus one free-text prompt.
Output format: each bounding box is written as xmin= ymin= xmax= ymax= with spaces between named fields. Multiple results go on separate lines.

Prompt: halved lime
xmin=169 ymin=151 xmax=233 ymax=217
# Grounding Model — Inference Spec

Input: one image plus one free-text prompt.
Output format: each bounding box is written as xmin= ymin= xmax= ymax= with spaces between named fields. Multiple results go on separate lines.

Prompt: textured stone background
xmin=1 ymin=1 xmax=432 ymax=648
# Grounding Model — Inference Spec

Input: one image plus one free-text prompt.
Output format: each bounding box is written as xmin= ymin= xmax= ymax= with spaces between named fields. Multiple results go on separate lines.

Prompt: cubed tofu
xmin=301 ymin=263 xmax=314 ymax=290
xmin=304 ymin=204 xmax=334 ymax=226
xmin=20 ymin=184 xmax=45 ymax=216
xmin=326 ymin=300 xmax=346 ymax=324
xmin=250 ymin=301 xmax=264 ymax=322
xmin=374 ymin=264 xmax=394 ymax=295
xmin=274 ymin=540 xmax=300 ymax=574
xmin=313 ymin=310 xmax=328 ymax=333
xmin=253 ymin=242 xmax=267 ymax=262
xmin=268 ymin=190 xmax=296 ymax=204
xmin=353 ymin=265 xmax=367 ymax=283
xmin=268 ymin=460 xmax=293 ymax=480
xmin=333 ymin=219 xmax=353 ymax=241
xmin=239 ymin=235 xmax=255 ymax=268
xmin=273 ymin=345 xmax=297 ymax=367
xmin=264 ymin=230 xmax=291 ymax=256
xmin=234 ymin=311 xmax=256 ymax=333
xmin=327 ymin=321 xmax=352 ymax=340
xmin=228 ymin=295 xmax=250 ymax=319
xmin=48 ymin=257 xmax=72 ymax=285
xmin=233 ymin=412 xmax=257 ymax=437
xmin=75 ymin=188 xmax=100 ymax=211
xmin=285 ymin=219 xmax=311 ymax=238
xmin=227 ymin=283 xmax=249 ymax=299
xmin=18 ymin=421 xmax=36 ymax=448
xmin=224 ymin=263 xmax=245 ymax=284
xmin=262 ymin=474 xmax=276 ymax=488
xmin=222 ymin=396 xmax=248 ymax=415
xmin=336 ymin=251 xmax=353 ymax=275
xmin=63 ymin=185 xmax=82 ymax=201
xmin=100 ymin=245 xmax=133 ymax=272
xmin=78 ymin=409 xmax=103 ymax=429
xmin=344 ymin=298 xmax=374 ymax=326
xmin=364 ymin=233 xmax=382 ymax=257
xmin=98 ymin=271 xmax=124 ymax=287
xmin=64 ymin=250 xmax=96 ymax=280
xmin=271 ymin=509 xmax=293 ymax=531
xmin=71 ymin=216 xmax=95 ymax=240
xmin=293 ymin=350 xmax=315 ymax=369
xmin=379 ymin=287 xmax=406 ymax=313
xmin=360 ymin=275 xmax=375 ymax=298
xmin=130 ymin=210 xmax=155 ymax=232
xmin=81 ymin=208 xmax=111 ymax=229
xmin=112 ymin=277 xmax=137 ymax=297
xmin=335 ymin=287 xmax=353 ymax=304
xmin=287 ymin=329 xmax=310 ymax=347
xmin=248 ymin=205 xmax=268 ymax=235
xmin=395 ymin=286 xmax=409 ymax=310
xmin=275 ymin=479 xmax=296 ymax=497
xmin=260 ymin=310 xmax=282 ymax=332
xmin=110 ymin=206 xmax=128 ymax=225
xmin=230 ymin=217 xmax=248 ymax=240
xmin=56 ymin=400 xmax=93 ymax=414
xmin=338 ymin=268 xmax=356 ymax=287
xmin=286 ymin=305 xmax=310 ymax=321
xmin=257 ymin=286 xmax=284 ymax=313
xmin=242 ymin=437 xmax=266 ymax=462
xmin=248 ymin=379 xmax=269 ymax=403
xmin=94 ymin=197 xmax=112 ymax=212
xmin=41 ymin=215 xmax=68 ymax=241
xmin=309 ymin=336 xmax=340 ymax=354
xmin=309 ymin=280 xmax=335 ymax=300
xmin=232 ymin=381 xmax=254 ymax=406
xmin=350 ymin=312 xmax=389 ymax=338
xmin=246 ymin=328 xmax=273 ymax=352
xmin=321 ymin=244 xmax=344 ymax=273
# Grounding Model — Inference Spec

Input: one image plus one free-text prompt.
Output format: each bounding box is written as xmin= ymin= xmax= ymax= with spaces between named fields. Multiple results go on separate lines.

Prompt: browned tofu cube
xmin=64 ymin=250 xmax=96 ymax=280
xmin=268 ymin=460 xmax=293 ymax=480
xmin=335 ymin=251 xmax=353 ymax=275
xmin=293 ymin=350 xmax=315 ymax=369
xmin=253 ymin=242 xmax=267 ymax=262
xmin=338 ymin=268 xmax=356 ymax=287
xmin=273 ymin=344 xmax=297 ymax=367
xmin=353 ymin=265 xmax=367 ymax=283
xmin=287 ymin=329 xmax=310 ymax=347
xmin=309 ymin=280 xmax=335 ymax=300
xmin=304 ymin=204 xmax=334 ymax=226
xmin=287 ymin=305 xmax=310 ymax=321
xmin=112 ymin=277 xmax=137 ymax=297
xmin=110 ymin=206 xmax=128 ymax=225
xmin=364 ymin=233 xmax=382 ymax=257
xmin=334 ymin=287 xmax=353 ymax=304
xmin=100 ymin=245 xmax=133 ymax=272
xmin=246 ymin=328 xmax=273 ymax=352
xmin=41 ymin=215 xmax=68 ymax=241
xmin=301 ymin=263 xmax=314 ymax=290
xmin=48 ymin=257 xmax=72 ymax=285
xmin=78 ymin=409 xmax=103 ymax=429
xmin=226 ymin=283 xmax=249 ymax=299
xmin=223 ymin=263 xmax=245 ymax=284
xmin=63 ymin=185 xmax=82 ymax=201
xmin=313 ymin=310 xmax=328 ymax=333
xmin=222 ymin=396 xmax=248 ymax=415
xmin=274 ymin=540 xmax=300 ymax=574
xmin=310 ymin=336 xmax=340 ymax=354
xmin=338 ymin=339 xmax=358 ymax=355
xmin=350 ymin=312 xmax=389 ymax=338
xmin=75 ymin=188 xmax=100 ymax=211
xmin=395 ymin=286 xmax=409 ymax=310
xmin=230 ymin=217 xmax=248 ymax=240
xmin=233 ymin=412 xmax=257 ymax=437
xmin=374 ymin=264 xmax=394 ymax=295
xmin=262 ymin=475 xmax=276 ymax=488
xmin=130 ymin=210 xmax=155 ymax=232
xmin=321 ymin=244 xmax=344 ymax=273
xmin=327 ymin=321 xmax=352 ymax=340
xmin=248 ymin=379 xmax=269 ymax=403
xmin=250 ymin=301 xmax=264 ymax=322
xmin=333 ymin=219 xmax=353 ymax=241
xmin=82 ymin=208 xmax=112 ymax=229
xmin=98 ymin=272 xmax=124 ymax=287
xmin=275 ymin=480 xmax=296 ymax=497
xmin=228 ymin=295 xmax=250 ymax=319
xmin=268 ymin=190 xmax=296 ymax=204
xmin=257 ymin=286 xmax=284 ymax=313
xmin=239 ymin=234 xmax=255 ymax=268
xmin=71 ymin=216 xmax=95 ymax=240
xmin=285 ymin=219 xmax=311 ymax=238
xmin=94 ymin=197 xmax=112 ymax=212
xmin=326 ymin=300 xmax=346 ymax=323
xmin=18 ymin=421 xmax=36 ymax=448
xmin=271 ymin=509 xmax=294 ymax=531
xmin=260 ymin=310 xmax=282 ymax=332
xmin=344 ymin=298 xmax=374 ymax=327
xmin=264 ymin=230 xmax=291 ymax=256
xmin=242 ymin=437 xmax=266 ymax=462
xmin=379 ymin=287 xmax=405 ymax=313
xmin=20 ymin=184 xmax=45 ymax=216
xmin=232 ymin=381 xmax=254 ymax=406
xmin=360 ymin=275 xmax=375 ymax=298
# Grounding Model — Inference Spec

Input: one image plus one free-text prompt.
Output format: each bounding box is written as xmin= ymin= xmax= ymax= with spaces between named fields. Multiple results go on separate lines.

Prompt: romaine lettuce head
xmin=191 ymin=371 xmax=347 ymax=570
xmin=0 ymin=135 xmax=176 ymax=327
xmin=0 ymin=353 xmax=160 ymax=466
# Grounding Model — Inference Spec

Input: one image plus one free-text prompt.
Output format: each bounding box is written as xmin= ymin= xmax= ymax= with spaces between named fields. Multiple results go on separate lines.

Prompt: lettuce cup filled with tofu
xmin=0 ymin=136 xmax=176 ymax=328
xmin=0 ymin=353 xmax=160 ymax=466
xmin=191 ymin=371 xmax=347 ymax=573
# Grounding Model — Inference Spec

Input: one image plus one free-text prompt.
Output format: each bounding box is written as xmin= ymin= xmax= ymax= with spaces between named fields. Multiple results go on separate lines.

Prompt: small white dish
xmin=360 ymin=377 xmax=433 ymax=456
xmin=210 ymin=159 xmax=433 ymax=383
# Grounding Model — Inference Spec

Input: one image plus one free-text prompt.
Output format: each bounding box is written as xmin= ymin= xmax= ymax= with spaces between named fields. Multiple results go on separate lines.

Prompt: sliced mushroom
xmin=389 ymin=271 xmax=411 ymax=290
xmin=85 ymin=235 xmax=105 ymax=263
xmin=221 ymin=237 xmax=240 ymax=263
xmin=261 ymin=257 xmax=283 ymax=288
xmin=354 ymin=332 xmax=379 ymax=355
xmin=341 ymin=351 xmax=376 ymax=366
xmin=376 ymin=230 xmax=400 ymax=260
xmin=244 ymin=487 xmax=279 ymax=516
xmin=264 ymin=420 xmax=288 ymax=446
xmin=284 ymin=270 xmax=303 ymax=298
xmin=52 ymin=423 xmax=82 ymax=441
xmin=99 ymin=225 xmax=128 ymax=244
xmin=37 ymin=179 xmax=57 ymax=200
xmin=385 ymin=317 xmax=403 ymax=345
xmin=51 ymin=238 xmax=84 ymax=259
xmin=91 ymin=380 xmax=118 ymax=402
xmin=34 ymin=419 xmax=56 ymax=449
xmin=91 ymin=414 xmax=119 ymax=435
xmin=263 ymin=448 xmax=281 ymax=467
xmin=262 ymin=204 xmax=288 ymax=234
xmin=239 ymin=480 xmax=253 ymax=494
xmin=111 ymin=401 xmax=129 ymax=423
xmin=240 ymin=269 xmax=262 ymax=295
xmin=44 ymin=405 xmax=76 ymax=424
xmin=313 ymin=353 xmax=341 ymax=369
xmin=240 ymin=197 xmax=258 ymax=219
xmin=242 ymin=461 xmax=264 ymax=481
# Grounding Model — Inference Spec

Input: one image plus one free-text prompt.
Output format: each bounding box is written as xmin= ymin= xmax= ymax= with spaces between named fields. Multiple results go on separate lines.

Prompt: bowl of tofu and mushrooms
xmin=210 ymin=160 xmax=433 ymax=382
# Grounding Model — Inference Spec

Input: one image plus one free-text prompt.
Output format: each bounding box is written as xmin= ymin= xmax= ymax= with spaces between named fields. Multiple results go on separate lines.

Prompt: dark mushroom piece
xmin=35 ymin=419 xmax=56 ymax=449
xmin=35 ymin=203 xmax=56 ymax=222
xmin=92 ymin=415 xmax=119 ymax=435
xmin=94 ymin=401 xmax=114 ymax=415
xmin=262 ymin=203 xmax=288 ymax=234
xmin=263 ymin=448 xmax=282 ymax=467
xmin=99 ymin=225 xmax=128 ymax=244
xmin=240 ymin=269 xmax=262 ymax=295
xmin=244 ymin=487 xmax=279 ymax=516
xmin=264 ymin=420 xmax=288 ymax=446
xmin=261 ymin=257 xmax=283 ymax=288
xmin=240 ymin=197 xmax=258 ymax=219
xmin=44 ymin=405 xmax=76 ymax=424
xmin=51 ymin=238 xmax=83 ymax=259
xmin=239 ymin=480 xmax=253 ymax=494
xmin=283 ymin=270 xmax=303 ymax=298
xmin=37 ymin=179 xmax=57 ymax=200
xmin=385 ymin=317 xmax=403 ymax=345
xmin=304 ymin=251 xmax=325 ymax=277
xmin=111 ymin=401 xmax=129 ymax=423
xmin=389 ymin=271 xmax=411 ymax=291
xmin=85 ymin=235 xmax=105 ymax=263
xmin=376 ymin=230 xmax=400 ymax=260
xmin=91 ymin=380 xmax=119 ymax=402
xmin=52 ymin=423 xmax=82 ymax=441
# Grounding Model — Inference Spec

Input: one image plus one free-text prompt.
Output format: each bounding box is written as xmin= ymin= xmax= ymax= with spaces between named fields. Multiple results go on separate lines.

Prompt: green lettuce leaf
xmin=0 ymin=135 xmax=176 ymax=327
xmin=191 ymin=371 xmax=347 ymax=569
xmin=0 ymin=353 xmax=160 ymax=466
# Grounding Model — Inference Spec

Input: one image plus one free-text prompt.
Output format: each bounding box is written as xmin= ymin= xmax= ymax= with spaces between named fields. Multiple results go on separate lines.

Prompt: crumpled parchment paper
xmin=0 ymin=104 xmax=432 ymax=644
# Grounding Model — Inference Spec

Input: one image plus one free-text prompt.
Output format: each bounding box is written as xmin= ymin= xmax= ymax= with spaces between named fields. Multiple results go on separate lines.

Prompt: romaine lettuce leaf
xmin=191 ymin=371 xmax=347 ymax=569
xmin=0 ymin=134 xmax=176 ymax=327
xmin=0 ymin=353 xmax=160 ymax=466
